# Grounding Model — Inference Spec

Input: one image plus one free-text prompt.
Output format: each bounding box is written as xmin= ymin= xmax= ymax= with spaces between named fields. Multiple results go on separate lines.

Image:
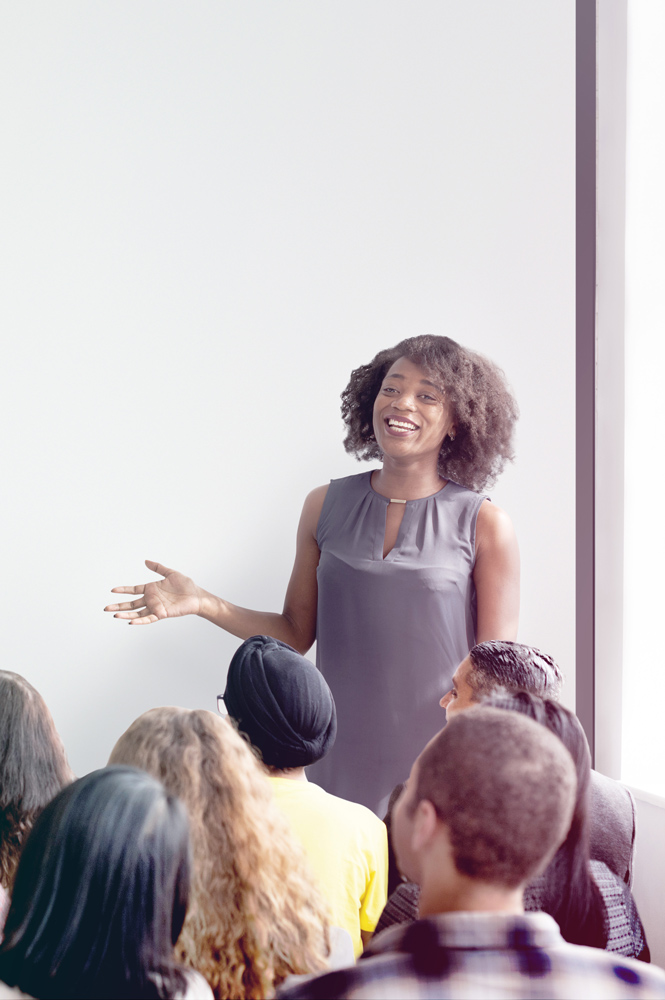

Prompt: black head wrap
xmin=223 ymin=635 xmax=337 ymax=768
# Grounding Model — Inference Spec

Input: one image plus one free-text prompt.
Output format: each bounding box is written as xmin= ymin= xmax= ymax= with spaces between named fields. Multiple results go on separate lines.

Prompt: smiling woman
xmin=105 ymin=335 xmax=520 ymax=813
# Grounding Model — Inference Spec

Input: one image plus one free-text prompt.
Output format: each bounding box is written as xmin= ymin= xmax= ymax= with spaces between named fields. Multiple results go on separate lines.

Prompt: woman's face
xmin=372 ymin=356 xmax=455 ymax=464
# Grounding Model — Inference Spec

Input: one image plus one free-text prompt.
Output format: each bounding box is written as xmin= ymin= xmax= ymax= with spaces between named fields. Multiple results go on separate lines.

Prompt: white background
xmin=595 ymin=0 xmax=665 ymax=963
xmin=0 ymin=1 xmax=575 ymax=776
xmin=623 ymin=0 xmax=665 ymax=796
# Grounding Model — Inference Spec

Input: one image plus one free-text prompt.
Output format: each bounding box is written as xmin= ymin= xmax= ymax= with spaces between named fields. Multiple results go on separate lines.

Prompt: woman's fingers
xmin=105 ymin=597 xmax=146 ymax=613
xmin=128 ymin=612 xmax=159 ymax=625
xmin=114 ymin=607 xmax=152 ymax=620
xmin=105 ymin=562 xmax=178 ymax=623
xmin=145 ymin=559 xmax=176 ymax=577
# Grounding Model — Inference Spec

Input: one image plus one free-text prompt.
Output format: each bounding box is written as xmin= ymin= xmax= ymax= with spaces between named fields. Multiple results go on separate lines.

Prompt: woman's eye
xmin=382 ymin=386 xmax=398 ymax=394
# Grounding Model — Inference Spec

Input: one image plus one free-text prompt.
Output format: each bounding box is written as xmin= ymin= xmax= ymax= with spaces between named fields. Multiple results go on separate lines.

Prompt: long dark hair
xmin=0 ymin=766 xmax=191 ymax=1000
xmin=0 ymin=670 xmax=74 ymax=889
xmin=484 ymin=690 xmax=608 ymax=949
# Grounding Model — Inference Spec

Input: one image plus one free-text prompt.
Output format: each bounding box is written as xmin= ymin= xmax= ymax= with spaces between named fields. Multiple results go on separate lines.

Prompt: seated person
xmin=0 ymin=766 xmax=211 ymax=999
xmin=110 ymin=704 xmax=334 ymax=998
xmin=379 ymin=656 xmax=648 ymax=960
xmin=279 ymin=709 xmax=665 ymax=1000
xmin=0 ymin=671 xmax=74 ymax=934
xmin=490 ymin=691 xmax=648 ymax=958
xmin=222 ymin=635 xmax=388 ymax=956
xmin=441 ymin=641 xmax=636 ymax=884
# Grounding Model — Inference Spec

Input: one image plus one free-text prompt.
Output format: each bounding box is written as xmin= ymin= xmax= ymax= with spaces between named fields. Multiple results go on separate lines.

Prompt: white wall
xmin=629 ymin=792 xmax=665 ymax=966
xmin=0 ymin=1 xmax=575 ymax=776
xmin=596 ymin=0 xmax=665 ymax=964
xmin=622 ymin=0 xmax=665 ymax=796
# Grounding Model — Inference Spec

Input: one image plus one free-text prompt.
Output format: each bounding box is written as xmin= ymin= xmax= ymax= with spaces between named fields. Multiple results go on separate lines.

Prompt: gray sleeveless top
xmin=308 ymin=470 xmax=487 ymax=814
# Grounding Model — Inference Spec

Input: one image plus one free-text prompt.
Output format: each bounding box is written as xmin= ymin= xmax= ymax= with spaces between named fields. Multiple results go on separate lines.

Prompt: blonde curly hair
xmin=109 ymin=707 xmax=331 ymax=999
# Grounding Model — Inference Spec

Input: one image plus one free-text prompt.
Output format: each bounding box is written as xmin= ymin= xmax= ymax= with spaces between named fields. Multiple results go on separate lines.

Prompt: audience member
xmin=109 ymin=706 xmax=332 ymax=999
xmin=0 ymin=766 xmax=210 ymax=1000
xmin=375 ymin=641 xmax=565 ymax=935
xmin=378 ymin=652 xmax=647 ymax=960
xmin=0 ymin=671 xmax=74 ymax=933
xmin=279 ymin=710 xmax=665 ymax=999
xmin=487 ymin=690 xmax=648 ymax=959
xmin=441 ymin=641 xmax=635 ymax=883
xmin=223 ymin=635 xmax=388 ymax=956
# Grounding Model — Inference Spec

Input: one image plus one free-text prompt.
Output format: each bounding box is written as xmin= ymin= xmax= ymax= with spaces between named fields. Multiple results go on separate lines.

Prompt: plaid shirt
xmin=278 ymin=912 xmax=665 ymax=999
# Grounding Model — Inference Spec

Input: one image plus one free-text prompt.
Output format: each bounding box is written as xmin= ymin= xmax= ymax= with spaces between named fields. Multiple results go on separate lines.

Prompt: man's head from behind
xmin=440 ymin=641 xmax=564 ymax=719
xmin=223 ymin=635 xmax=337 ymax=769
xmin=393 ymin=708 xmax=576 ymax=901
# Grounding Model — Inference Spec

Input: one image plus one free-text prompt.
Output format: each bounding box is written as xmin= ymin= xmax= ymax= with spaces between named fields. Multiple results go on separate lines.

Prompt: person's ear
xmin=411 ymin=799 xmax=438 ymax=852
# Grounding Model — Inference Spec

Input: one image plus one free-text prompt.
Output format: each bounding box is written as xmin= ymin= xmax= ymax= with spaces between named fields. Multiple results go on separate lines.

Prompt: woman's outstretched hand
xmin=104 ymin=560 xmax=202 ymax=624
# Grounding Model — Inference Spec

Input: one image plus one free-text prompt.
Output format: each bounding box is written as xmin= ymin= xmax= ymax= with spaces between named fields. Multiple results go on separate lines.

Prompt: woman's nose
xmin=394 ymin=393 xmax=416 ymax=410
xmin=440 ymin=691 xmax=452 ymax=709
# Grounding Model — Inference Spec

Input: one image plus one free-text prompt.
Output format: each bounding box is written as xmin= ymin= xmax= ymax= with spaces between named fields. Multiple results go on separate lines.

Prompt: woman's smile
xmin=384 ymin=415 xmax=420 ymax=436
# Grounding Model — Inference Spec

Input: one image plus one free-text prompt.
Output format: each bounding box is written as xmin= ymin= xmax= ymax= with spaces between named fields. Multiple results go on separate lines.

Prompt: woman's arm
xmin=104 ymin=485 xmax=329 ymax=656
xmin=473 ymin=500 xmax=520 ymax=643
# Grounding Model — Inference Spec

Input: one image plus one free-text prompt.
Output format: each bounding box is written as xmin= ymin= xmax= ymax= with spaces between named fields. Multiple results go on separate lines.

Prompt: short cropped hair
xmin=341 ymin=335 xmax=519 ymax=492
xmin=467 ymin=641 xmax=563 ymax=701
xmin=415 ymin=708 xmax=576 ymax=888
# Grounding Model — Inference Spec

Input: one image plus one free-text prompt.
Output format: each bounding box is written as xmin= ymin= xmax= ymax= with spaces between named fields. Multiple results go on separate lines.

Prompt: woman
xmin=105 ymin=335 xmax=520 ymax=811
xmin=491 ymin=691 xmax=648 ymax=960
xmin=375 ymin=692 xmax=649 ymax=961
xmin=0 ymin=671 xmax=74 ymax=930
xmin=109 ymin=707 xmax=332 ymax=999
xmin=0 ymin=767 xmax=210 ymax=999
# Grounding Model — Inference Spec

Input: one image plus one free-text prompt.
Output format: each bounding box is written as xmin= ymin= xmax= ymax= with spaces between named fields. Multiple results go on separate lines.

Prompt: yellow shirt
xmin=269 ymin=777 xmax=388 ymax=956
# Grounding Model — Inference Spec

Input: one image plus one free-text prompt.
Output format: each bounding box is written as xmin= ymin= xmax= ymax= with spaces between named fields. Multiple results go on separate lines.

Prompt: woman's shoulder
xmin=303 ymin=471 xmax=372 ymax=512
xmin=432 ymin=483 xmax=495 ymax=540
xmin=474 ymin=497 xmax=516 ymax=548
xmin=307 ymin=472 xmax=372 ymax=519
xmin=326 ymin=470 xmax=374 ymax=494
xmin=311 ymin=472 xmax=377 ymax=547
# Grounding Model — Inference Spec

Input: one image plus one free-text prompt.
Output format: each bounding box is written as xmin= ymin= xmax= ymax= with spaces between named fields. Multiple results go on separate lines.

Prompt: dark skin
xmin=105 ymin=357 xmax=520 ymax=649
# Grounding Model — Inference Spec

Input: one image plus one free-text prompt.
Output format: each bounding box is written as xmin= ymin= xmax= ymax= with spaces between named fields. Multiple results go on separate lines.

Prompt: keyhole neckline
xmin=368 ymin=471 xmax=449 ymax=504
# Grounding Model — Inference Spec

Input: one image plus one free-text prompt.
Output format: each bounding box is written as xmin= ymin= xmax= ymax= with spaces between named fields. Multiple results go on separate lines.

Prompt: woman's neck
xmin=372 ymin=459 xmax=445 ymax=501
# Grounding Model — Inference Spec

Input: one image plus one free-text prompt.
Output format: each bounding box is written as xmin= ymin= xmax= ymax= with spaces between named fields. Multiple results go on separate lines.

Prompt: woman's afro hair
xmin=341 ymin=335 xmax=519 ymax=492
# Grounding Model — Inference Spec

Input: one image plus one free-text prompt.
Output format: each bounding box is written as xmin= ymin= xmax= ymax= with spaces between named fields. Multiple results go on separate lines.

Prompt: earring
xmin=449 ymin=432 xmax=456 ymax=441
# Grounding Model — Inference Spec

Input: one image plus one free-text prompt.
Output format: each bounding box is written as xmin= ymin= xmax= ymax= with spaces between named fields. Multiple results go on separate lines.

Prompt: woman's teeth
xmin=388 ymin=419 xmax=417 ymax=430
